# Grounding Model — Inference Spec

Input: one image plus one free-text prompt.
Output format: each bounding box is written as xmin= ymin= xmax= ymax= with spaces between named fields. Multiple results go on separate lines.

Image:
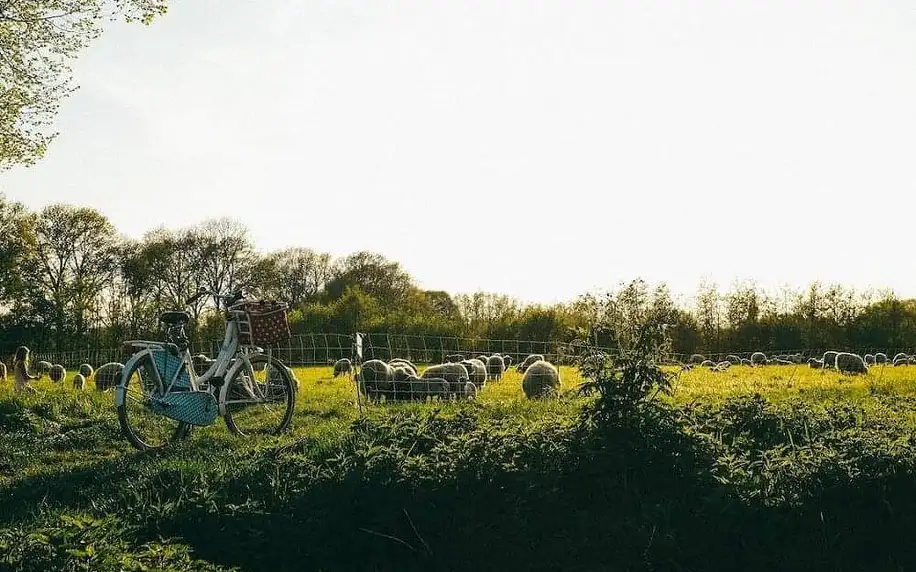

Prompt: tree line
xmin=0 ymin=196 xmax=914 ymax=357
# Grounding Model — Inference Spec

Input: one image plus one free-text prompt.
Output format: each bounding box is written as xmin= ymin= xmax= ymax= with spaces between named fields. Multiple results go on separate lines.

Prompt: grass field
xmin=3 ymin=363 xmax=916 ymax=570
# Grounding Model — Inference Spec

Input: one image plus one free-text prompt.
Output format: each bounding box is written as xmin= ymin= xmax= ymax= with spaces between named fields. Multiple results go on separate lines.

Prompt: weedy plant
xmin=571 ymin=281 xmax=677 ymax=424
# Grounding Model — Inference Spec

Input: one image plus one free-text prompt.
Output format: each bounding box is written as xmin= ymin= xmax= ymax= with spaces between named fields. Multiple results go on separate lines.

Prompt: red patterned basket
xmin=240 ymin=301 xmax=290 ymax=347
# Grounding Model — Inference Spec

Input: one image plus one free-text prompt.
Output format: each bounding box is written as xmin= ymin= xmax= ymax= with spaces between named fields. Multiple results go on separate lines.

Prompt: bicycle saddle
xmin=159 ymin=311 xmax=191 ymax=326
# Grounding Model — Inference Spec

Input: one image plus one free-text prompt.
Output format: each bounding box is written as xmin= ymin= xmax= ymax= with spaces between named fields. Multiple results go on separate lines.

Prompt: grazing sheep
xmin=486 ymin=355 xmax=506 ymax=381
xmin=774 ymin=358 xmax=793 ymax=366
xmin=460 ymin=359 xmax=488 ymax=386
xmin=680 ymin=363 xmax=694 ymax=371
xmin=864 ymin=354 xmax=876 ymax=366
xmin=444 ymin=353 xmax=465 ymax=363
xmin=700 ymin=360 xmax=715 ymax=367
xmin=503 ymin=355 xmax=514 ymax=368
xmin=389 ymin=361 xmax=418 ymax=381
xmin=72 ymin=373 xmax=86 ymax=390
xmin=790 ymin=354 xmax=804 ymax=364
xmin=725 ymin=355 xmax=741 ymax=364
xmin=392 ymin=365 xmax=416 ymax=382
xmin=893 ymin=352 xmax=909 ymax=363
xmin=894 ymin=357 xmax=909 ymax=367
xmin=521 ymin=360 xmax=560 ymax=399
xmin=750 ymin=352 xmax=767 ymax=366
xmin=95 ymin=362 xmax=123 ymax=392
xmin=356 ymin=359 xmax=394 ymax=399
xmin=876 ymin=353 xmax=888 ymax=364
xmin=78 ymin=363 xmax=94 ymax=379
xmin=412 ymin=377 xmax=448 ymax=398
xmin=690 ymin=354 xmax=706 ymax=365
xmin=389 ymin=358 xmax=418 ymax=373
xmin=452 ymin=381 xmax=478 ymax=400
xmin=740 ymin=358 xmax=752 ymax=366
xmin=516 ymin=354 xmax=546 ymax=373
xmin=711 ymin=361 xmax=731 ymax=372
xmin=37 ymin=361 xmax=52 ymax=375
xmin=422 ymin=363 xmax=470 ymax=385
xmin=49 ymin=364 xmax=66 ymax=383
xmin=333 ymin=358 xmax=352 ymax=378
xmin=835 ymin=352 xmax=868 ymax=374
xmin=822 ymin=351 xmax=839 ymax=370
xmin=808 ymin=358 xmax=824 ymax=369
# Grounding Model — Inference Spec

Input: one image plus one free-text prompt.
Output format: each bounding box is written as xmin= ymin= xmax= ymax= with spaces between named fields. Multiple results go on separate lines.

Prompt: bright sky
xmin=2 ymin=0 xmax=916 ymax=305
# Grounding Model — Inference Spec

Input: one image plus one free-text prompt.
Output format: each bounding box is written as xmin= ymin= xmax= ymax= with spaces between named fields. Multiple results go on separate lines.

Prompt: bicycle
xmin=114 ymin=288 xmax=297 ymax=451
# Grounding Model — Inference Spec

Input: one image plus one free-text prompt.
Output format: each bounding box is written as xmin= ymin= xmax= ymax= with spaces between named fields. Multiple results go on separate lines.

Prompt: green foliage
xmin=0 ymin=0 xmax=169 ymax=168
xmin=7 ymin=367 xmax=916 ymax=569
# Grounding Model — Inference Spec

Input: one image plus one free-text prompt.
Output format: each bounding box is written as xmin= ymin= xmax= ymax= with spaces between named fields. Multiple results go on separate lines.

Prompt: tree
xmin=193 ymin=218 xmax=257 ymax=304
xmin=256 ymin=247 xmax=332 ymax=307
xmin=1 ymin=0 xmax=169 ymax=168
xmin=0 ymin=193 xmax=30 ymax=303
xmin=20 ymin=203 xmax=120 ymax=348
xmin=693 ymin=280 xmax=722 ymax=351
xmin=129 ymin=226 xmax=207 ymax=320
xmin=325 ymin=251 xmax=414 ymax=310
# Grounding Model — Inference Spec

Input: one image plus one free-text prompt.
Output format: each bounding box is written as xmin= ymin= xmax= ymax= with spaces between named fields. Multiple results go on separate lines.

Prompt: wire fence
xmin=20 ymin=333 xmax=916 ymax=371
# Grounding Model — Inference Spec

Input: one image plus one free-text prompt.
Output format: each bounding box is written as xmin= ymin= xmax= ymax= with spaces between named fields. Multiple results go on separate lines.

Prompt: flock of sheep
xmin=333 ymin=352 xmax=562 ymax=402
xmin=19 ymin=360 xmax=125 ymax=391
xmin=684 ymin=350 xmax=916 ymax=375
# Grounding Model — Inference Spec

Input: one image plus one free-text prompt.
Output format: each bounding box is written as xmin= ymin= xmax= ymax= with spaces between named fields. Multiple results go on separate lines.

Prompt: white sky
xmin=2 ymin=0 xmax=916 ymax=305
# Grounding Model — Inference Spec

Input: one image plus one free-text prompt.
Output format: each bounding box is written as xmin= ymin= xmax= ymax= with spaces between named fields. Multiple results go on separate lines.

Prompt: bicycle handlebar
xmin=185 ymin=287 xmax=247 ymax=309
xmin=185 ymin=287 xmax=209 ymax=307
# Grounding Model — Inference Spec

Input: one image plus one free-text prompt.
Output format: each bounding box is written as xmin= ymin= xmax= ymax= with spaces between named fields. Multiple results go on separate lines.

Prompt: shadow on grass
xmin=142 ymin=403 xmax=916 ymax=572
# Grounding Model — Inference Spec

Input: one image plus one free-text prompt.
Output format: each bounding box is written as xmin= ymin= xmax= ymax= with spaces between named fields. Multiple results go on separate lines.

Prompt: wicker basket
xmin=239 ymin=301 xmax=290 ymax=347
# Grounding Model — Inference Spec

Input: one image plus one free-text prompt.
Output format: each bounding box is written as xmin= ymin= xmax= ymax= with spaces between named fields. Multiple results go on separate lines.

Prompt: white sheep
xmin=79 ymin=363 xmax=94 ymax=379
xmin=875 ymin=353 xmax=888 ymax=364
xmin=750 ymin=352 xmax=767 ymax=366
xmin=822 ymin=351 xmax=839 ymax=370
xmin=95 ymin=363 xmax=124 ymax=392
xmin=72 ymin=373 xmax=86 ymax=390
xmin=808 ymin=358 xmax=824 ymax=369
xmin=356 ymin=359 xmax=394 ymax=399
xmin=49 ymin=364 xmax=66 ymax=383
xmin=835 ymin=352 xmax=868 ymax=374
xmin=486 ymin=355 xmax=506 ymax=381
xmin=521 ymin=360 xmax=560 ymax=399
xmin=333 ymin=358 xmax=353 ymax=378
xmin=460 ymin=359 xmax=488 ymax=387
xmin=516 ymin=354 xmax=546 ymax=373
xmin=421 ymin=363 xmax=470 ymax=385
xmin=864 ymin=354 xmax=876 ymax=366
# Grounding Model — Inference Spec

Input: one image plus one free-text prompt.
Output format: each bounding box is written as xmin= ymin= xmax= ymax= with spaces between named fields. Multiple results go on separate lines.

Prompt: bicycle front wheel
xmin=223 ymin=353 xmax=296 ymax=437
xmin=117 ymin=353 xmax=189 ymax=451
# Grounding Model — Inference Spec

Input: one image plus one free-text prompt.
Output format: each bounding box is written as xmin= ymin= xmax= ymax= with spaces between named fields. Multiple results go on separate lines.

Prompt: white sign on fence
xmin=354 ymin=333 xmax=363 ymax=360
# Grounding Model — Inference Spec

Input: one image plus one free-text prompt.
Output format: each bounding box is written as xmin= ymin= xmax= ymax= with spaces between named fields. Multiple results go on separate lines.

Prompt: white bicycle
xmin=115 ymin=288 xmax=297 ymax=451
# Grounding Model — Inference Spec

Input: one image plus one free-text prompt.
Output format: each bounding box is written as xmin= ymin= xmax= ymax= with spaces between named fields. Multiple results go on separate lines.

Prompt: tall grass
xmin=4 ymin=364 xmax=916 ymax=570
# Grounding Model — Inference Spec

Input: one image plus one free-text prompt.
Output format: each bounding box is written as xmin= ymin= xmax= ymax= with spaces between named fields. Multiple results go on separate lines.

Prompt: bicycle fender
xmin=114 ymin=348 xmax=154 ymax=408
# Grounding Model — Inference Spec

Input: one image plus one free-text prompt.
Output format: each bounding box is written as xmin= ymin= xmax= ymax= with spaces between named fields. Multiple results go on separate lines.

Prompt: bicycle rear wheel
xmin=224 ymin=353 xmax=296 ymax=437
xmin=117 ymin=353 xmax=189 ymax=451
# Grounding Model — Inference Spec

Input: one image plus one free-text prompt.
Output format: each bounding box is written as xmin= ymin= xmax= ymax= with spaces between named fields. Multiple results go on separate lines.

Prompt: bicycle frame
xmin=114 ymin=304 xmax=270 ymax=418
